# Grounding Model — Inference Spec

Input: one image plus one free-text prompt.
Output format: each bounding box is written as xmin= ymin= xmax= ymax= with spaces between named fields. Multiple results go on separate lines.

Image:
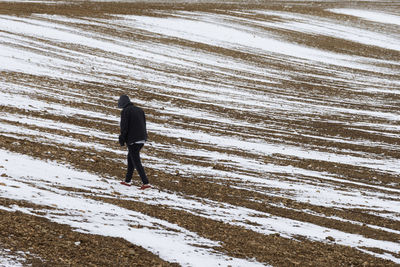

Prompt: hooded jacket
xmin=118 ymin=95 xmax=147 ymax=146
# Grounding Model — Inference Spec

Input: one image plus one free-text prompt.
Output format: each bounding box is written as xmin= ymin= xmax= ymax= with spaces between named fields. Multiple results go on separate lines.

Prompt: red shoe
xmin=140 ymin=184 xmax=151 ymax=190
xmin=120 ymin=181 xmax=132 ymax=187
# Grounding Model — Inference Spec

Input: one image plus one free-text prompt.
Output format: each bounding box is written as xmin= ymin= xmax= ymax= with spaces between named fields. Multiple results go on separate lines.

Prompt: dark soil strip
xmin=0 ymin=197 xmax=176 ymax=267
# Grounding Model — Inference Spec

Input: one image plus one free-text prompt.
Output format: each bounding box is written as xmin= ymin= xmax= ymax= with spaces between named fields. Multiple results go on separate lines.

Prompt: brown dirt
xmin=0 ymin=198 xmax=176 ymax=266
xmin=1 ymin=0 xmax=400 ymax=266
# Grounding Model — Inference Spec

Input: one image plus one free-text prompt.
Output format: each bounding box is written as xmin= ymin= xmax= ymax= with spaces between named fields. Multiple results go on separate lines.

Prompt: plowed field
xmin=0 ymin=1 xmax=399 ymax=266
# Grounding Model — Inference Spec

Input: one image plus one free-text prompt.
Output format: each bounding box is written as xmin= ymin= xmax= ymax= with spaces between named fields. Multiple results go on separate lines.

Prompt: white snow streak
xmin=329 ymin=8 xmax=400 ymax=26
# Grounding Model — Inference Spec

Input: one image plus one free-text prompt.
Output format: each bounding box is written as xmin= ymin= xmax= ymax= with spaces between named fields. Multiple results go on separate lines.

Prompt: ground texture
xmin=0 ymin=0 xmax=400 ymax=266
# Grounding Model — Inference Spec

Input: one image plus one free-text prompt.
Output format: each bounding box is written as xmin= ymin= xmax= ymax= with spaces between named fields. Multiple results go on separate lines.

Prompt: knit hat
xmin=118 ymin=95 xmax=131 ymax=108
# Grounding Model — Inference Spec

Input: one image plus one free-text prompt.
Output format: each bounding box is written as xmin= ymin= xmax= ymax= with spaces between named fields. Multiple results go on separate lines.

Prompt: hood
xmin=118 ymin=95 xmax=131 ymax=108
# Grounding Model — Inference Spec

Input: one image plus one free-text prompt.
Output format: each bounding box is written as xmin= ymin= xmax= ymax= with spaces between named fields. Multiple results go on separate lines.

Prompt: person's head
xmin=118 ymin=95 xmax=131 ymax=108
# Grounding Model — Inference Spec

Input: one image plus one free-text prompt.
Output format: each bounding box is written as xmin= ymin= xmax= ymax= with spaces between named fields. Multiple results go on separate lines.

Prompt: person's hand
xmin=119 ymin=135 xmax=125 ymax=146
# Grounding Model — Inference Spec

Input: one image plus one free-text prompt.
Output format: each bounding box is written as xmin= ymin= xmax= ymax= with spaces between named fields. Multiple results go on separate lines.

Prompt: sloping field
xmin=0 ymin=0 xmax=400 ymax=266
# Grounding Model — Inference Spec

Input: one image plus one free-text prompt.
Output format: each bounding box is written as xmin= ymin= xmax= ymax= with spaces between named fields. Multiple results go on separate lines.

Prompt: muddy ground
xmin=0 ymin=0 xmax=400 ymax=266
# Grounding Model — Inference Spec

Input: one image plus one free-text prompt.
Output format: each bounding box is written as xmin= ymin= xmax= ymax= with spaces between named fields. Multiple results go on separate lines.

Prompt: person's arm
xmin=119 ymin=109 xmax=128 ymax=146
xmin=143 ymin=110 xmax=148 ymax=141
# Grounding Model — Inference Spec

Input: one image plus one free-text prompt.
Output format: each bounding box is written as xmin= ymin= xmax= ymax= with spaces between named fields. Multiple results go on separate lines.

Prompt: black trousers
xmin=125 ymin=143 xmax=149 ymax=185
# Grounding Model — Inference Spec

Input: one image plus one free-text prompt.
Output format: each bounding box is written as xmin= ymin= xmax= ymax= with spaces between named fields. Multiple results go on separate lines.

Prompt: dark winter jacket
xmin=118 ymin=96 xmax=147 ymax=146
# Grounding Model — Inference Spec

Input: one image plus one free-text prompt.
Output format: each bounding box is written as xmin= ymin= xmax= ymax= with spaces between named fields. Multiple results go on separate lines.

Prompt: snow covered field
xmin=0 ymin=0 xmax=399 ymax=266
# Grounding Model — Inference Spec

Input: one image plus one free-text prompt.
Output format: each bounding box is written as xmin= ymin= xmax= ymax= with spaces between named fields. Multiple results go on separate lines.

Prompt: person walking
xmin=118 ymin=95 xmax=151 ymax=190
